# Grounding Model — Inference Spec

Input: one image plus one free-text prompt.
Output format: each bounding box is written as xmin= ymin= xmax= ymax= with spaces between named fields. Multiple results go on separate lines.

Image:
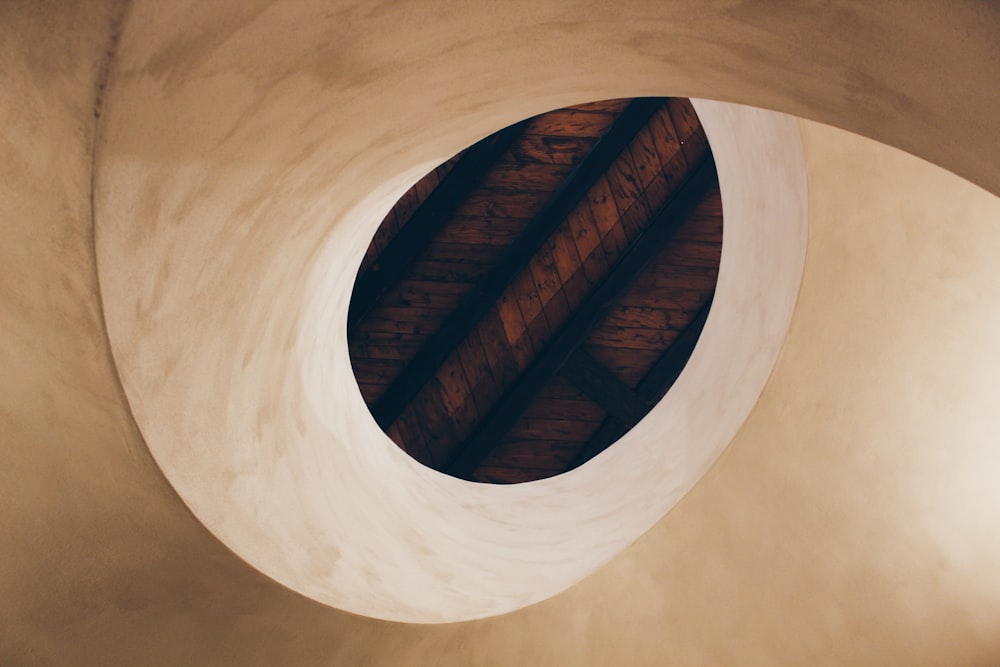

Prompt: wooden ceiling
xmin=348 ymin=97 xmax=722 ymax=484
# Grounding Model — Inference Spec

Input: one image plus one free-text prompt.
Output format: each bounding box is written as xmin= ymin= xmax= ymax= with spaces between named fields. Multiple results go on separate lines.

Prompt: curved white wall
xmin=95 ymin=95 xmax=807 ymax=621
xmin=3 ymin=0 xmax=1000 ymax=663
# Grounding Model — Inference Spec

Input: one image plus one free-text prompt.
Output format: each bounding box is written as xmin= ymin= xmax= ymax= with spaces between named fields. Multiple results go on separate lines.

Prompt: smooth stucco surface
xmin=94 ymin=91 xmax=808 ymax=621
xmin=2 ymin=1 xmax=999 ymax=664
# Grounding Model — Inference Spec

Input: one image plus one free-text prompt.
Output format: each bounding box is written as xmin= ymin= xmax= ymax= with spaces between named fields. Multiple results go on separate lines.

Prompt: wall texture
xmin=2 ymin=1 xmax=999 ymax=664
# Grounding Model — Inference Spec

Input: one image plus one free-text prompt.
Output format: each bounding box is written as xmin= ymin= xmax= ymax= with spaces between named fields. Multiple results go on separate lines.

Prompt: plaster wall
xmin=2 ymin=1 xmax=1000 ymax=664
xmin=93 ymin=79 xmax=809 ymax=620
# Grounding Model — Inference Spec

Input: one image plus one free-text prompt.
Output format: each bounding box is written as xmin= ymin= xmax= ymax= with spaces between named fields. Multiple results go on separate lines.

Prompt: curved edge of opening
xmin=96 ymin=99 xmax=808 ymax=623
xmin=345 ymin=98 xmax=724 ymax=485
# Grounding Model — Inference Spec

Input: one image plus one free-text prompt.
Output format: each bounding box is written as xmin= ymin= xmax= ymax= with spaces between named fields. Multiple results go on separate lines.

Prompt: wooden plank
xmin=454 ymin=334 xmax=498 ymax=415
xmin=479 ymin=439 xmax=583 ymax=469
xmin=516 ymin=308 xmax=551 ymax=368
xmin=583 ymin=344 xmax=664 ymax=387
xmin=360 ymin=209 xmax=401 ymax=275
xmin=348 ymin=122 xmax=525 ymax=328
xmin=362 ymin=161 xmax=454 ymax=272
xmin=419 ymin=239 xmax=507 ymax=265
xmin=616 ymin=186 xmax=654 ymax=243
xmin=446 ymin=155 xmax=717 ymax=477
xmin=508 ymin=320 xmax=539 ymax=375
xmin=530 ymin=241 xmax=573 ymax=333
xmin=634 ymin=296 xmax=714 ymax=404
xmin=586 ymin=324 xmax=684 ymax=350
xmin=667 ymin=97 xmax=710 ymax=166
xmin=641 ymin=263 xmax=720 ymax=286
xmin=570 ymin=294 xmax=715 ymax=467
xmin=359 ymin=313 xmax=439 ymax=336
xmin=596 ymin=208 xmax=630 ymax=267
xmin=616 ymin=285 xmax=712 ymax=310
xmin=636 ymin=264 xmax=720 ymax=286
xmin=688 ymin=187 xmax=723 ymax=216
xmin=356 ymin=382 xmax=385 ymax=404
xmin=436 ymin=215 xmax=531 ymax=246
xmin=637 ymin=160 xmax=672 ymax=217
xmin=682 ymin=217 xmax=724 ymax=237
xmin=348 ymin=334 xmax=425 ymax=361
xmin=535 ymin=374 xmax=591 ymax=401
xmin=407 ymin=381 xmax=461 ymax=464
xmin=405 ymin=258 xmax=492 ymax=284
xmin=429 ymin=362 xmax=480 ymax=451
xmin=512 ymin=268 xmax=547 ymax=347
xmin=368 ymin=99 xmax=664 ymax=430
xmin=394 ymin=171 xmax=439 ymax=227
xmin=476 ymin=308 xmax=520 ymax=390
xmin=647 ymin=106 xmax=684 ymax=168
xmin=479 ymin=161 xmax=574 ymax=193
xmin=627 ymin=124 xmax=663 ymax=191
xmin=546 ymin=226 xmax=591 ymax=312
xmin=394 ymin=405 xmax=435 ymax=466
xmin=377 ymin=279 xmax=470 ymax=310
xmin=524 ymin=109 xmax=618 ymax=138
xmin=600 ymin=305 xmax=702 ymax=330
xmin=645 ymin=149 xmax=692 ymax=215
xmin=553 ymin=255 xmax=592 ymax=317
xmin=385 ymin=420 xmax=406 ymax=450
xmin=654 ymin=239 xmax=723 ymax=267
xmin=559 ymin=348 xmax=647 ymax=427
xmin=473 ymin=464 xmax=567 ymax=485
xmin=373 ymin=156 xmax=454 ymax=219
xmin=672 ymin=189 xmax=722 ymax=227
xmin=565 ymin=205 xmax=609 ymax=287
xmin=529 ymin=238 xmax=565 ymax=308
xmin=455 ymin=189 xmax=551 ymax=220
xmin=605 ymin=151 xmax=648 ymax=240
xmin=586 ymin=173 xmax=620 ymax=237
xmin=505 ymin=417 xmax=601 ymax=441
xmin=563 ymin=98 xmax=631 ymax=114
xmin=587 ymin=174 xmax=634 ymax=267
xmin=548 ymin=225 xmax=584 ymax=285
xmin=672 ymin=221 xmax=725 ymax=244
xmin=521 ymin=395 xmax=607 ymax=423
xmin=563 ymin=417 xmax=625 ymax=471
xmin=435 ymin=354 xmax=475 ymax=419
xmin=361 ymin=305 xmax=450 ymax=327
xmin=350 ymin=357 xmax=406 ymax=385
xmin=496 ymin=289 xmax=528 ymax=345
xmin=504 ymin=135 xmax=596 ymax=166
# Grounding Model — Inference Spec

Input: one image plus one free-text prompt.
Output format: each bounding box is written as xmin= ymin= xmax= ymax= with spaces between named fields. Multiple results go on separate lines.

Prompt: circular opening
xmin=348 ymin=97 xmax=721 ymax=483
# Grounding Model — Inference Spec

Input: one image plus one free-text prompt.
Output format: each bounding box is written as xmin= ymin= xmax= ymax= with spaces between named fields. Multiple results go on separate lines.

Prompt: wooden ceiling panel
xmin=521 ymin=109 xmax=619 ymax=138
xmin=348 ymin=98 xmax=722 ymax=483
xmin=503 ymin=135 xmax=596 ymax=167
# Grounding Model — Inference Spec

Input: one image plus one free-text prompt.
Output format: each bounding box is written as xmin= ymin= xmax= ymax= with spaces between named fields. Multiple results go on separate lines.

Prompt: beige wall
xmin=2 ymin=1 xmax=999 ymax=664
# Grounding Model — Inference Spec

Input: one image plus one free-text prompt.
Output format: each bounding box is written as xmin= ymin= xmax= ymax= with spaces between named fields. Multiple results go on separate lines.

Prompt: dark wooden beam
xmin=559 ymin=348 xmax=647 ymax=427
xmin=446 ymin=154 xmax=717 ymax=479
xmin=635 ymin=294 xmax=714 ymax=405
xmin=347 ymin=121 xmax=527 ymax=330
xmin=568 ymin=293 xmax=715 ymax=468
xmin=369 ymin=98 xmax=665 ymax=429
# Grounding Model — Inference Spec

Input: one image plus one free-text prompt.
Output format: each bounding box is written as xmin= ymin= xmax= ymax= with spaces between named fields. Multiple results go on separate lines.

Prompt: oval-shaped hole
xmin=348 ymin=97 xmax=721 ymax=483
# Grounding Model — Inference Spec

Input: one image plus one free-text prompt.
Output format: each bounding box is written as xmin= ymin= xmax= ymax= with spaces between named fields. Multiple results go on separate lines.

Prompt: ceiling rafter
xmin=569 ymin=293 xmax=715 ymax=469
xmin=348 ymin=120 xmax=529 ymax=330
xmin=368 ymin=98 xmax=665 ymax=430
xmin=446 ymin=155 xmax=718 ymax=478
xmin=558 ymin=348 xmax=647 ymax=427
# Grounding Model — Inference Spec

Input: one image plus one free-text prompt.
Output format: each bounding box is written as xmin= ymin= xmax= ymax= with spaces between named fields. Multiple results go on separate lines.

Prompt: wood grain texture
xmin=347 ymin=97 xmax=722 ymax=483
